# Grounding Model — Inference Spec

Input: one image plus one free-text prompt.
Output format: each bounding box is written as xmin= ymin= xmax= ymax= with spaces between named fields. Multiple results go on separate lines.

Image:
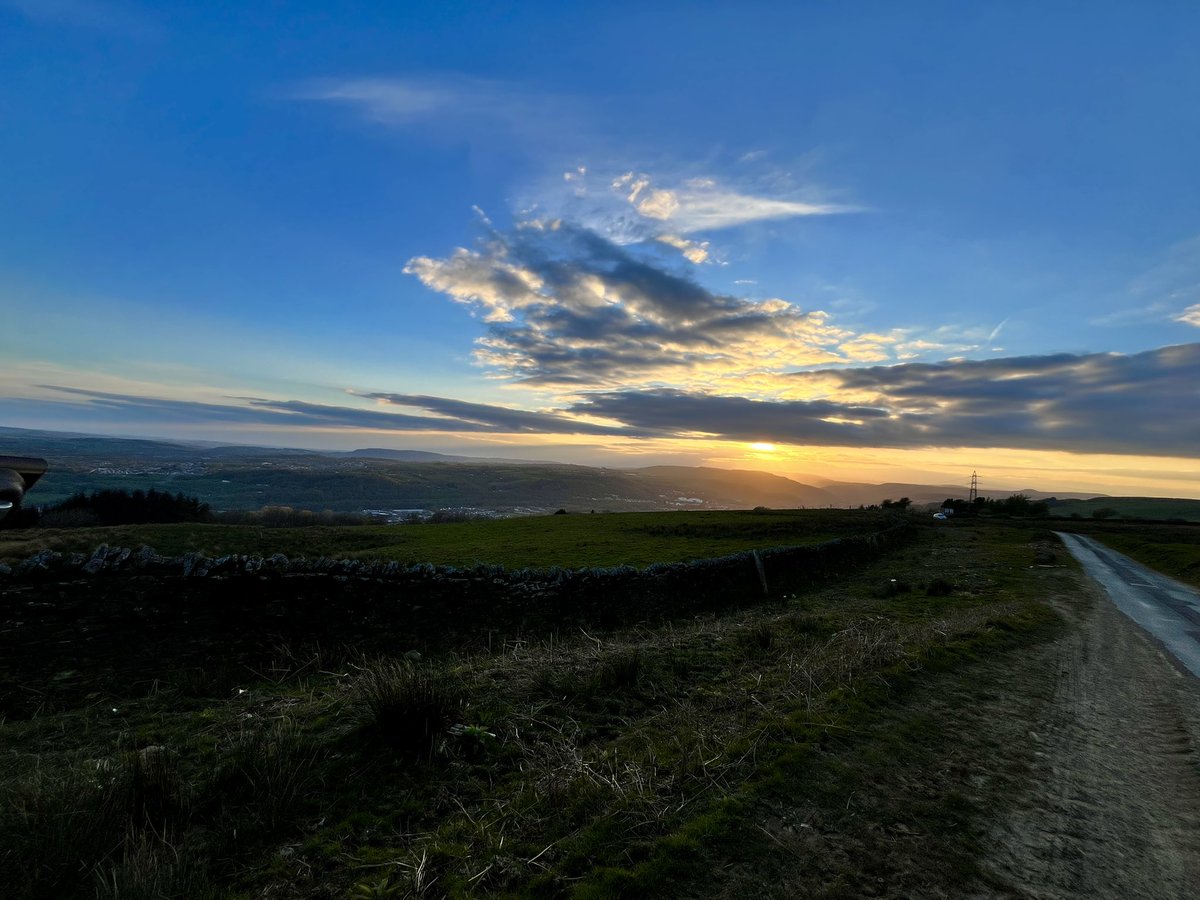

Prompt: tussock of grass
xmin=94 ymin=832 xmax=216 ymax=900
xmin=354 ymin=660 xmax=462 ymax=756
xmin=876 ymin=578 xmax=913 ymax=598
xmin=591 ymin=649 xmax=643 ymax=693
xmin=926 ymin=576 xmax=956 ymax=596
xmin=737 ymin=621 xmax=776 ymax=654
xmin=205 ymin=718 xmax=318 ymax=837
xmin=0 ymin=749 xmax=191 ymax=899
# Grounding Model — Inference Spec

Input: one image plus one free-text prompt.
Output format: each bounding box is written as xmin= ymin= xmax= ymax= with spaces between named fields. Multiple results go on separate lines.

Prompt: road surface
xmin=980 ymin=534 xmax=1200 ymax=897
xmin=1056 ymin=531 xmax=1200 ymax=678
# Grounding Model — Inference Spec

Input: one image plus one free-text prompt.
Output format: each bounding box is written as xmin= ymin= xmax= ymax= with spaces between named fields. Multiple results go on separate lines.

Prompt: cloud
xmin=405 ymin=221 xmax=866 ymax=388
xmin=521 ymin=162 xmax=856 ymax=262
xmin=294 ymin=78 xmax=452 ymax=124
xmin=24 ymin=344 xmax=1200 ymax=459
xmin=568 ymin=344 xmax=1200 ymax=456
xmin=611 ymin=172 xmax=853 ymax=234
xmin=656 ymin=234 xmax=711 ymax=264
xmin=1176 ymin=304 xmax=1200 ymax=327
xmin=1105 ymin=234 xmax=1200 ymax=328
xmin=570 ymin=390 xmax=894 ymax=446
xmin=363 ymin=393 xmax=634 ymax=435
xmin=290 ymin=74 xmax=579 ymax=149
xmin=1 ymin=0 xmax=158 ymax=37
xmin=36 ymin=387 xmax=636 ymax=437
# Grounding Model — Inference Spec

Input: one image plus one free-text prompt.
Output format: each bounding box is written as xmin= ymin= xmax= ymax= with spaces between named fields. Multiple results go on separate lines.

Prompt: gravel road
xmin=982 ymin=535 xmax=1200 ymax=898
xmin=1056 ymin=531 xmax=1200 ymax=677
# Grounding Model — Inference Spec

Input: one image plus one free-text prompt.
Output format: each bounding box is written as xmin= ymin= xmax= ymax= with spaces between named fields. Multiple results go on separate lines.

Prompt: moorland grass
xmin=1049 ymin=496 xmax=1200 ymax=522
xmin=0 ymin=508 xmax=882 ymax=569
xmin=0 ymin=518 xmax=1073 ymax=898
xmin=354 ymin=659 xmax=463 ymax=756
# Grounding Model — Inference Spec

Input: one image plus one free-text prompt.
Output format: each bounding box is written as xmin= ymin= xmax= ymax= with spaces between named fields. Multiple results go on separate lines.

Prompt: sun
xmin=749 ymin=442 xmax=777 ymax=453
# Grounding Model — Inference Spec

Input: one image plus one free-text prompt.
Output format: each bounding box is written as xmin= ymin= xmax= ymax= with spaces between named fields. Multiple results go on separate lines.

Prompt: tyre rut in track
xmin=982 ymin=573 xmax=1200 ymax=899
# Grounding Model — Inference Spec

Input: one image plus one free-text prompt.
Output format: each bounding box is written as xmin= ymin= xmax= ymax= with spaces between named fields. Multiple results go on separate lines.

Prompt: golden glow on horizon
xmin=452 ymin=432 xmax=1200 ymax=498
xmin=7 ymin=373 xmax=1197 ymax=499
xmin=304 ymin=428 xmax=1199 ymax=499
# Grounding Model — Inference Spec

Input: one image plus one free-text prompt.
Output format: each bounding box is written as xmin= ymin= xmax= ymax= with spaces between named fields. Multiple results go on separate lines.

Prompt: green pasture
xmin=1050 ymin=496 xmax=1200 ymax=522
xmin=0 ymin=508 xmax=887 ymax=569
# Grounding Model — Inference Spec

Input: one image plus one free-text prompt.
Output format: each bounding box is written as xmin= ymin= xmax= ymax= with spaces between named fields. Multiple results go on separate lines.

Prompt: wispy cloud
xmin=1103 ymin=234 xmax=1200 ymax=328
xmin=364 ymin=393 xmax=632 ymax=435
xmin=611 ymin=172 xmax=854 ymax=234
xmin=37 ymin=387 xmax=635 ymax=437
xmin=290 ymin=74 xmax=581 ymax=150
xmin=294 ymin=79 xmax=451 ymax=123
xmin=295 ymin=73 xmax=854 ymax=270
xmin=1176 ymin=304 xmax=1200 ymax=327
xmin=518 ymin=156 xmax=858 ymax=266
xmin=1 ymin=0 xmax=159 ymax=37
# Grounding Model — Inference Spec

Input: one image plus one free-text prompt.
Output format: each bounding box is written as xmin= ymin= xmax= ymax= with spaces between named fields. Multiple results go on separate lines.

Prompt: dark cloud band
xmin=31 ymin=343 xmax=1200 ymax=457
xmin=572 ymin=344 xmax=1200 ymax=455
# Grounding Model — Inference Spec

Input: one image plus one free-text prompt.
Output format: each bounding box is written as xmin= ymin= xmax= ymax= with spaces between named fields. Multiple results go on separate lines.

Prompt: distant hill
xmin=634 ymin=466 xmax=836 ymax=508
xmin=340 ymin=448 xmax=460 ymax=462
xmin=338 ymin=448 xmax=557 ymax=465
xmin=1 ymin=425 xmax=1178 ymax=517
xmin=821 ymin=481 xmax=1104 ymax=507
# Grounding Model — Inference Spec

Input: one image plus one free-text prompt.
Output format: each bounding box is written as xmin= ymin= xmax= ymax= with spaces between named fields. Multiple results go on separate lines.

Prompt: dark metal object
xmin=0 ymin=455 xmax=48 ymax=517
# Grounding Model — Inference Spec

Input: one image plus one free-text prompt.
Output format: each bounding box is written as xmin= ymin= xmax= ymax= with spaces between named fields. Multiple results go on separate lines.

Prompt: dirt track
xmin=983 ymin=565 xmax=1200 ymax=898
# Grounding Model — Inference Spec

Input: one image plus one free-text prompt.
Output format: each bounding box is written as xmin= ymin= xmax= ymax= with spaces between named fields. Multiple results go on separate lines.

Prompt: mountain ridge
xmin=0 ymin=426 xmax=1121 ymax=512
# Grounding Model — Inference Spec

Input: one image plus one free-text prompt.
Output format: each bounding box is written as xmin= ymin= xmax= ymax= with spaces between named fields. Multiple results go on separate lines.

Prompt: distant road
xmin=1057 ymin=532 xmax=1200 ymax=678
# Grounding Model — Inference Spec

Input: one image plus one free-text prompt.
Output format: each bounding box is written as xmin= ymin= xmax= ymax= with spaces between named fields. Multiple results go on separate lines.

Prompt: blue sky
xmin=2 ymin=1 xmax=1199 ymax=495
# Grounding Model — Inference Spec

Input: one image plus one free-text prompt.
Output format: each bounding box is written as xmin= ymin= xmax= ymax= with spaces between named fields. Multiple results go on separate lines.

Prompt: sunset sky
xmin=2 ymin=2 xmax=1198 ymax=496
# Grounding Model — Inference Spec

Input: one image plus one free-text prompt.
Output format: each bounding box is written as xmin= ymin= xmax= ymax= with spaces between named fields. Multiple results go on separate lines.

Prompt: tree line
xmin=939 ymin=494 xmax=1049 ymax=517
xmin=1 ymin=488 xmax=212 ymax=529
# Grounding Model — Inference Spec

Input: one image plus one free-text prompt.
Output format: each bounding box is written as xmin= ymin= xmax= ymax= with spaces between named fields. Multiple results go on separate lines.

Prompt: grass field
xmin=1049 ymin=496 xmax=1200 ymax=522
xmin=0 ymin=508 xmax=885 ymax=569
xmin=0 ymin=516 xmax=1071 ymax=898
